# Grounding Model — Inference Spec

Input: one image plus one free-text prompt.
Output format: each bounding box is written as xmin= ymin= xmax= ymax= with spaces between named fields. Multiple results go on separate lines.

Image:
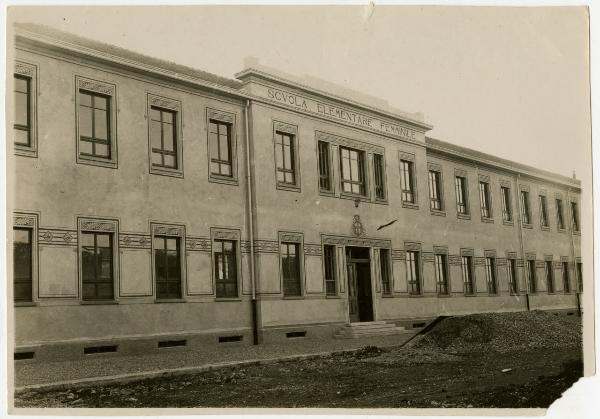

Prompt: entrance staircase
xmin=334 ymin=321 xmax=409 ymax=339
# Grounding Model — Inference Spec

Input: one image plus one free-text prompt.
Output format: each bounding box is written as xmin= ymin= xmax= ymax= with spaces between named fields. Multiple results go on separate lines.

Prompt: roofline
xmin=426 ymin=136 xmax=581 ymax=190
xmin=235 ymin=67 xmax=433 ymax=132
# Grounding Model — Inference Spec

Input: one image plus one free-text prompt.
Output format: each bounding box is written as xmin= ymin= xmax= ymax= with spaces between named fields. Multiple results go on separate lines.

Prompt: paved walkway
xmin=15 ymin=332 xmax=418 ymax=390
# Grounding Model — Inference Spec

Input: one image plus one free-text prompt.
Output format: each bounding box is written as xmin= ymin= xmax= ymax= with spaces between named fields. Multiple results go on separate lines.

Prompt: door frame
xmin=345 ymin=246 xmax=375 ymax=323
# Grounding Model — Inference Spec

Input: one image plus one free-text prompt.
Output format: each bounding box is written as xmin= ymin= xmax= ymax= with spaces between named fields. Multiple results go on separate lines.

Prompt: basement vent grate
xmin=14 ymin=352 xmax=35 ymax=360
xmin=412 ymin=322 xmax=426 ymax=328
xmin=84 ymin=345 xmax=118 ymax=355
xmin=218 ymin=335 xmax=243 ymax=343
xmin=286 ymin=331 xmax=307 ymax=338
xmin=567 ymin=312 xmax=575 ymax=316
xmin=158 ymin=340 xmax=187 ymax=348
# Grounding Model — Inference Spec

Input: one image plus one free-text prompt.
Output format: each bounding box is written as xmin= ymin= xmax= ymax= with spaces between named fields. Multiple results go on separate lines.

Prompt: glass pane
xmin=162 ymin=111 xmax=173 ymax=124
xmin=219 ymin=134 xmax=230 ymax=161
xmin=14 ymin=282 xmax=32 ymax=301
xmin=209 ymin=121 xmax=219 ymax=135
xmin=79 ymin=141 xmax=93 ymax=155
xmin=350 ymin=158 xmax=359 ymax=181
xmin=275 ymin=144 xmax=284 ymax=169
xmin=283 ymin=144 xmax=292 ymax=169
xmin=285 ymin=172 xmax=294 ymax=184
xmin=276 ymin=171 xmax=284 ymax=182
xmin=220 ymin=164 xmax=231 ymax=176
xmin=163 ymin=155 xmax=176 ymax=168
xmin=166 ymin=238 xmax=178 ymax=251
xmin=151 ymin=121 xmax=162 ymax=149
xmin=223 ymin=241 xmax=234 ymax=252
xmin=150 ymin=108 xmax=161 ymax=121
xmin=151 ymin=152 xmax=163 ymax=166
xmin=163 ymin=125 xmax=174 ymax=151
xmin=82 ymin=283 xmax=96 ymax=299
xmin=14 ymin=92 xmax=28 ymax=126
xmin=97 ymin=283 xmax=114 ymax=299
xmin=81 ymin=232 xmax=95 ymax=247
xmin=99 ymin=259 xmax=112 ymax=278
xmin=81 ymin=248 xmax=96 ymax=282
xmin=94 ymin=95 xmax=108 ymax=110
xmin=15 ymin=76 xmax=29 ymax=92
xmin=154 ymin=237 xmax=165 ymax=250
xmin=95 ymin=144 xmax=109 ymax=158
xmin=79 ymin=92 xmax=92 ymax=107
xmin=341 ymin=156 xmax=350 ymax=180
xmin=14 ymin=128 xmax=29 ymax=146
xmin=79 ymin=107 xmax=93 ymax=137
xmin=210 ymin=162 xmax=220 ymax=174
xmin=209 ymin=132 xmax=219 ymax=158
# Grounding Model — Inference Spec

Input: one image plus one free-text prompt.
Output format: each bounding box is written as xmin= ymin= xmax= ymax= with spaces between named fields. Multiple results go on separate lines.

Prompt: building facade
xmin=9 ymin=24 xmax=583 ymax=360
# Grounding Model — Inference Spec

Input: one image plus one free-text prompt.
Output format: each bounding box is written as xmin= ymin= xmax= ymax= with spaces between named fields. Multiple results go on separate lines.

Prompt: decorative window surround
xmin=478 ymin=174 xmax=493 ymax=222
xmin=147 ymin=93 xmax=184 ymax=178
xmin=211 ymin=227 xmax=242 ymax=299
xmin=278 ymin=231 xmax=305 ymax=298
xmin=454 ymin=168 xmax=470 ymax=219
xmin=14 ymin=61 xmax=38 ymax=157
xmin=13 ymin=212 xmax=39 ymax=305
xmin=207 ymin=108 xmax=238 ymax=185
xmin=519 ymin=184 xmax=533 ymax=228
xmin=273 ymin=121 xmax=301 ymax=192
xmin=428 ymin=162 xmax=445 ymax=215
xmin=78 ymin=217 xmax=119 ymax=303
xmin=150 ymin=222 xmax=186 ymax=301
xmin=399 ymin=151 xmax=418 ymax=209
xmin=75 ymin=76 xmax=118 ymax=169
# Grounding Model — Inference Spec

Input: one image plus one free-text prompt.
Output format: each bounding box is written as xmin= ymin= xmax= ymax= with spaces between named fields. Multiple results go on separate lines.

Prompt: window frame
xmin=151 ymin=223 xmax=186 ymax=301
xmin=526 ymin=256 xmax=537 ymax=294
xmin=77 ymin=218 xmax=119 ymax=304
xmin=520 ymin=188 xmax=532 ymax=227
xmin=207 ymin=108 xmax=238 ymax=185
xmin=454 ymin=170 xmax=470 ymax=218
xmin=12 ymin=213 xmax=38 ymax=304
xmin=500 ymin=183 xmax=513 ymax=224
xmin=484 ymin=252 xmax=497 ymax=295
xmin=75 ymin=76 xmax=118 ymax=169
xmin=323 ymin=244 xmax=338 ymax=296
xmin=434 ymin=249 xmax=449 ymax=296
xmin=478 ymin=179 xmax=493 ymax=221
xmin=507 ymin=256 xmax=519 ymax=295
xmin=539 ymin=194 xmax=550 ymax=230
xmin=576 ymin=260 xmax=583 ymax=293
xmin=428 ymin=163 xmax=445 ymax=214
xmin=373 ymin=153 xmax=387 ymax=201
xmin=14 ymin=61 xmax=38 ymax=158
xmin=339 ymin=146 xmax=367 ymax=197
xmin=561 ymin=259 xmax=571 ymax=294
xmin=544 ymin=258 xmax=555 ymax=294
xmin=211 ymin=228 xmax=242 ymax=300
xmin=570 ymin=201 xmax=580 ymax=233
xmin=317 ymin=140 xmax=334 ymax=194
xmin=555 ymin=197 xmax=566 ymax=231
xmin=399 ymin=153 xmax=418 ymax=207
xmin=279 ymin=232 xmax=305 ymax=298
xmin=273 ymin=121 xmax=301 ymax=192
xmin=147 ymin=94 xmax=184 ymax=178
xmin=405 ymin=244 xmax=422 ymax=296
xmin=461 ymin=250 xmax=475 ymax=296
xmin=380 ymin=248 xmax=393 ymax=296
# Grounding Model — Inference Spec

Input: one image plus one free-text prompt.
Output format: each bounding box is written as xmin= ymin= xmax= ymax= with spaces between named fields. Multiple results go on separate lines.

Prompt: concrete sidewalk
xmin=15 ymin=332 xmax=418 ymax=391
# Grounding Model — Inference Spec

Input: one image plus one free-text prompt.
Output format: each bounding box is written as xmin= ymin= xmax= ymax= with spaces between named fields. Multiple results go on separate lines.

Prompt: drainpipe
xmin=516 ymin=173 xmax=530 ymax=311
xmin=244 ymin=99 xmax=259 ymax=344
xmin=566 ymin=187 xmax=580 ymax=316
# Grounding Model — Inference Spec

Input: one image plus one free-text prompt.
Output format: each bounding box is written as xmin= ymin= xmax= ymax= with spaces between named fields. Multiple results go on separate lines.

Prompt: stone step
xmin=334 ymin=321 xmax=410 ymax=339
xmin=334 ymin=328 xmax=411 ymax=339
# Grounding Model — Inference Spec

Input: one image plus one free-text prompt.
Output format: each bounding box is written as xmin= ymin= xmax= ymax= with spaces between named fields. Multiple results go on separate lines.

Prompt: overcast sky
xmin=9 ymin=5 xmax=591 ymax=178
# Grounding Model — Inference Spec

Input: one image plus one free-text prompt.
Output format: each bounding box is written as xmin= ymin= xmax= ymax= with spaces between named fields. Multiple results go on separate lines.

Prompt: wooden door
xmin=346 ymin=263 xmax=359 ymax=322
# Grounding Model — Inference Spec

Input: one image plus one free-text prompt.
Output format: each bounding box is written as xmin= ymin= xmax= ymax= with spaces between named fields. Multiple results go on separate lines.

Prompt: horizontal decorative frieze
xmin=422 ymin=252 xmax=434 ymax=262
xmin=81 ymin=220 xmax=116 ymax=232
xmin=152 ymin=225 xmax=184 ymax=237
xmin=208 ymin=108 xmax=235 ymax=124
xmin=77 ymin=77 xmax=115 ymax=96
xmin=120 ymin=234 xmax=151 ymax=249
xmin=149 ymin=94 xmax=180 ymax=111
xmin=322 ymin=235 xmax=391 ymax=248
xmin=39 ymin=228 xmax=77 ymax=246
xmin=274 ymin=121 xmax=298 ymax=135
xmin=474 ymin=257 xmax=486 ymax=266
xmin=14 ymin=215 xmax=36 ymax=227
xmin=496 ymin=257 xmax=507 ymax=266
xmin=254 ymin=240 xmax=279 ymax=253
xmin=449 ymin=255 xmax=462 ymax=265
xmin=15 ymin=61 xmax=35 ymax=77
xmin=516 ymin=259 xmax=525 ymax=267
xmin=535 ymin=260 xmax=546 ymax=268
xmin=304 ymin=244 xmax=322 ymax=257
xmin=186 ymin=237 xmax=211 ymax=252
xmin=391 ymin=249 xmax=405 ymax=260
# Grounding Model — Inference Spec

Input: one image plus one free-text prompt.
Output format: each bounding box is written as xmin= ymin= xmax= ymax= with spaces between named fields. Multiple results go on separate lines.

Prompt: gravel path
xmin=15 ymin=332 xmax=417 ymax=388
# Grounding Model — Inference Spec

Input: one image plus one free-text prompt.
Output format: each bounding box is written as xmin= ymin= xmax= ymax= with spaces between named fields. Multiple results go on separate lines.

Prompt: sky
xmin=7 ymin=5 xmax=591 ymax=179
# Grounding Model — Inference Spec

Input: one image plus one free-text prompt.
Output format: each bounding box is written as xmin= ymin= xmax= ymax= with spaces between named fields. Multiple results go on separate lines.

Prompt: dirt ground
xmin=13 ymin=311 xmax=583 ymax=409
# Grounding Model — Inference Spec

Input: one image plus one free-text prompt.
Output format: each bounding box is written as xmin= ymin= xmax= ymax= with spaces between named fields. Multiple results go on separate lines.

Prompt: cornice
xmin=235 ymin=68 xmax=433 ymax=132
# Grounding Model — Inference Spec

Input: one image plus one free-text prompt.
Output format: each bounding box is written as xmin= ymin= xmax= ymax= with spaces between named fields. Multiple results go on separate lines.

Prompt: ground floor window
xmin=323 ymin=244 xmax=337 ymax=296
xmin=527 ymin=260 xmax=537 ymax=293
xmin=380 ymin=249 xmax=392 ymax=295
xmin=434 ymin=254 xmax=448 ymax=295
xmin=281 ymin=242 xmax=301 ymax=297
xmin=485 ymin=257 xmax=497 ymax=294
xmin=154 ymin=236 xmax=182 ymax=299
xmin=214 ymin=240 xmax=237 ymax=298
xmin=562 ymin=261 xmax=570 ymax=293
xmin=507 ymin=258 xmax=518 ymax=294
xmin=406 ymin=251 xmax=421 ymax=295
xmin=545 ymin=260 xmax=554 ymax=293
xmin=576 ymin=262 xmax=583 ymax=293
xmin=13 ymin=227 xmax=32 ymax=302
xmin=461 ymin=256 xmax=474 ymax=295
xmin=81 ymin=231 xmax=114 ymax=300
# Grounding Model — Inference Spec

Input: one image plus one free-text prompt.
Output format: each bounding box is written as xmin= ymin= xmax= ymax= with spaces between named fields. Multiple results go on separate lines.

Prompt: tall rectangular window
xmin=545 ymin=260 xmax=554 ymax=293
xmin=154 ymin=236 xmax=182 ymax=299
xmin=571 ymin=202 xmax=580 ymax=232
xmin=275 ymin=131 xmax=296 ymax=185
xmin=318 ymin=141 xmax=332 ymax=192
xmin=79 ymin=90 xmax=111 ymax=159
xmin=281 ymin=242 xmax=301 ymax=297
xmin=406 ymin=251 xmax=421 ymax=295
xmin=435 ymin=254 xmax=448 ymax=295
xmin=527 ymin=259 xmax=537 ymax=293
xmin=562 ymin=261 xmax=570 ymax=293
xmin=340 ymin=147 xmax=366 ymax=195
xmin=13 ymin=228 xmax=32 ymax=302
xmin=400 ymin=160 xmax=415 ymax=203
xmin=429 ymin=171 xmax=442 ymax=210
xmin=455 ymin=176 xmax=468 ymax=215
xmin=150 ymin=106 xmax=177 ymax=169
xmin=214 ymin=240 xmax=237 ymax=298
xmin=81 ymin=232 xmax=114 ymax=301
xmin=556 ymin=199 xmax=565 ymax=230
xmin=577 ymin=262 xmax=583 ymax=293
xmin=485 ymin=257 xmax=497 ymax=294
xmin=507 ymin=258 xmax=518 ymax=294
xmin=479 ymin=181 xmax=491 ymax=218
xmin=14 ymin=75 xmax=31 ymax=147
xmin=380 ymin=249 xmax=392 ymax=295
xmin=461 ymin=256 xmax=474 ymax=295
xmin=324 ymin=245 xmax=337 ymax=296
xmin=374 ymin=154 xmax=386 ymax=200
xmin=520 ymin=191 xmax=531 ymax=225
xmin=209 ymin=120 xmax=232 ymax=177
xmin=539 ymin=195 xmax=549 ymax=228
xmin=501 ymin=186 xmax=512 ymax=222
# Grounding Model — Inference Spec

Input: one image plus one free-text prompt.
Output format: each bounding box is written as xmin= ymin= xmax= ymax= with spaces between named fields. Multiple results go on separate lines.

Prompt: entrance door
xmin=346 ymin=247 xmax=373 ymax=322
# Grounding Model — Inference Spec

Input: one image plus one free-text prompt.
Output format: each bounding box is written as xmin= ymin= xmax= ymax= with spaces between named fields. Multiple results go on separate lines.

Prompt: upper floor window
xmin=461 ymin=255 xmax=475 ymax=295
xmin=318 ymin=141 xmax=332 ymax=192
xmin=428 ymin=170 xmax=443 ymax=211
xmin=214 ymin=240 xmax=238 ymax=298
xmin=14 ymin=62 xmax=37 ymax=157
xmin=406 ymin=250 xmax=421 ymax=295
xmin=479 ymin=181 xmax=492 ymax=219
xmin=275 ymin=131 xmax=297 ymax=186
xmin=209 ymin=120 xmax=233 ymax=177
xmin=374 ymin=154 xmax=386 ymax=200
xmin=520 ymin=190 xmax=531 ymax=225
xmin=507 ymin=257 xmax=518 ymax=294
xmin=571 ymin=202 xmax=580 ymax=232
xmin=324 ymin=244 xmax=337 ymax=296
xmin=81 ymin=231 xmax=114 ymax=301
xmin=485 ymin=256 xmax=497 ymax=294
xmin=400 ymin=160 xmax=416 ymax=204
xmin=539 ymin=195 xmax=549 ymax=228
xmin=501 ymin=186 xmax=512 ymax=222
xmin=556 ymin=199 xmax=565 ymax=230
xmin=150 ymin=106 xmax=177 ymax=169
xmin=14 ymin=75 xmax=31 ymax=148
xmin=340 ymin=147 xmax=366 ymax=196
xmin=434 ymin=253 xmax=449 ymax=295
xmin=545 ymin=260 xmax=555 ymax=293
xmin=281 ymin=242 xmax=302 ymax=297
xmin=79 ymin=90 xmax=111 ymax=159
xmin=13 ymin=227 xmax=33 ymax=302
xmin=455 ymin=175 xmax=469 ymax=215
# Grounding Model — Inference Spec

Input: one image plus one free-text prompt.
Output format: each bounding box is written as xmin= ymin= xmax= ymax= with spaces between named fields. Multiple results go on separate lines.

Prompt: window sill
xmin=430 ymin=209 xmax=446 ymax=217
xmin=340 ymin=193 xmax=369 ymax=202
xmin=457 ymin=213 xmax=471 ymax=220
xmin=282 ymin=296 xmax=304 ymax=300
xmin=325 ymin=295 xmax=343 ymax=299
xmin=80 ymin=300 xmax=119 ymax=305
xmin=541 ymin=226 xmax=551 ymax=232
xmin=14 ymin=146 xmax=37 ymax=158
xmin=557 ymin=228 xmax=567 ymax=234
xmin=14 ymin=301 xmax=37 ymax=307
xmin=214 ymin=297 xmax=242 ymax=302
xmin=375 ymin=198 xmax=389 ymax=205
xmin=437 ymin=293 xmax=451 ymax=298
xmin=464 ymin=293 xmax=477 ymax=297
xmin=572 ymin=231 xmax=581 ymax=236
xmin=319 ymin=189 xmax=336 ymax=198
xmin=209 ymin=174 xmax=238 ymax=186
xmin=503 ymin=220 xmax=514 ymax=226
xmin=381 ymin=293 xmax=394 ymax=298
xmin=481 ymin=217 xmax=494 ymax=224
xmin=521 ymin=223 xmax=533 ymax=229
xmin=276 ymin=183 xmax=301 ymax=193
xmin=402 ymin=202 xmax=419 ymax=210
xmin=77 ymin=155 xmax=118 ymax=169
xmin=154 ymin=298 xmax=186 ymax=303
xmin=407 ymin=293 xmax=423 ymax=298
xmin=150 ymin=166 xmax=184 ymax=179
